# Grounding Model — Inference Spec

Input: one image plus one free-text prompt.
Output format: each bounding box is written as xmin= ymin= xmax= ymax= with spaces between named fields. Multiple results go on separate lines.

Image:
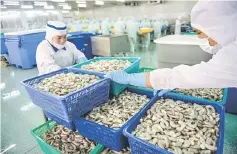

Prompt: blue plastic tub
xmin=21 ymin=68 xmax=110 ymax=130
xmin=68 ymin=31 xmax=84 ymax=36
xmin=0 ymin=36 xmax=8 ymax=54
xmin=5 ymin=32 xmax=45 ymax=69
xmin=67 ymin=32 xmax=96 ymax=59
xmin=67 ymin=35 xmax=84 ymax=49
xmin=225 ymin=87 xmax=237 ymax=114
xmin=123 ymin=93 xmax=225 ymax=154
xmin=73 ymin=57 xmax=141 ymax=96
xmin=170 ymin=88 xmax=228 ymax=106
xmin=74 ymin=86 xmax=157 ymax=151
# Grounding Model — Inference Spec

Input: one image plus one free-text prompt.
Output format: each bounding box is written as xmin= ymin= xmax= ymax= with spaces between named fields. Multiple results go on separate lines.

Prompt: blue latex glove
xmin=158 ymin=89 xmax=174 ymax=96
xmin=104 ymin=71 xmax=147 ymax=87
xmin=78 ymin=57 xmax=88 ymax=64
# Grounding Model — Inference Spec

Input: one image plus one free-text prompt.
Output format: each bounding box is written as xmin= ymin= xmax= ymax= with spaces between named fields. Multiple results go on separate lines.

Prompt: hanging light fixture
xmin=95 ymin=1 xmax=104 ymax=5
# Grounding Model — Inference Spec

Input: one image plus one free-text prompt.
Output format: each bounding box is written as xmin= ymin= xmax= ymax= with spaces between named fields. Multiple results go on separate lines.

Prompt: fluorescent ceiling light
xmin=58 ymin=3 xmax=68 ymax=6
xmin=95 ymin=1 xmax=104 ymax=5
xmin=4 ymin=3 xmax=20 ymax=6
xmin=21 ymin=5 xmax=33 ymax=9
xmin=51 ymin=0 xmax=65 ymax=2
xmin=4 ymin=1 xmax=20 ymax=6
xmin=44 ymin=5 xmax=54 ymax=9
xmin=63 ymin=5 xmax=71 ymax=10
xmin=78 ymin=4 xmax=86 ymax=8
xmin=62 ymin=10 xmax=69 ymax=13
xmin=0 ymin=5 xmax=7 ymax=9
xmin=3 ymin=1 xmax=19 ymax=3
xmin=76 ymin=0 xmax=86 ymax=4
xmin=34 ymin=2 xmax=48 ymax=6
xmin=116 ymin=0 xmax=125 ymax=2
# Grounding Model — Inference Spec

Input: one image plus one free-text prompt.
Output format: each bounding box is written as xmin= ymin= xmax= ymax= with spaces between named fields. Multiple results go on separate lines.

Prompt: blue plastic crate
xmin=74 ymin=86 xmax=157 ymax=151
xmin=21 ymin=68 xmax=110 ymax=130
xmin=73 ymin=57 xmax=141 ymax=96
xmin=170 ymin=88 xmax=228 ymax=106
xmin=123 ymin=93 xmax=225 ymax=154
xmin=5 ymin=32 xmax=45 ymax=69
xmin=225 ymin=87 xmax=237 ymax=114
xmin=1 ymin=36 xmax=8 ymax=54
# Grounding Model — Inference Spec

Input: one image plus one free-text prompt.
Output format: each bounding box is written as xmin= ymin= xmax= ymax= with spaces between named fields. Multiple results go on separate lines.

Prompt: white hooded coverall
xmin=36 ymin=21 xmax=85 ymax=75
xmin=150 ymin=1 xmax=237 ymax=89
xmin=114 ymin=18 xmax=125 ymax=34
xmin=175 ymin=17 xmax=181 ymax=35
xmin=153 ymin=20 xmax=163 ymax=40
xmin=140 ymin=19 xmax=151 ymax=48
xmin=101 ymin=19 xmax=111 ymax=35
xmin=127 ymin=18 xmax=140 ymax=52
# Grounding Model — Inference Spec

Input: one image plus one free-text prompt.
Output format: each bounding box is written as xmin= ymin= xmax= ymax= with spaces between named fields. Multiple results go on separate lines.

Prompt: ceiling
xmin=0 ymin=0 xmax=142 ymax=11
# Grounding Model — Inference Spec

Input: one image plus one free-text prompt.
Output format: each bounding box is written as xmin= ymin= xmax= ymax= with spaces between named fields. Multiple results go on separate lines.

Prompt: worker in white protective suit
xmin=125 ymin=17 xmax=131 ymax=33
xmin=36 ymin=21 xmax=87 ymax=75
xmin=175 ymin=16 xmax=182 ymax=35
xmin=127 ymin=17 xmax=140 ymax=53
xmin=88 ymin=20 xmax=96 ymax=34
xmin=140 ymin=17 xmax=151 ymax=28
xmin=114 ymin=17 xmax=125 ymax=34
xmin=153 ymin=20 xmax=163 ymax=40
xmin=82 ymin=20 xmax=88 ymax=30
xmin=163 ymin=20 xmax=169 ymax=36
xmin=111 ymin=20 xmax=116 ymax=28
xmin=140 ymin=18 xmax=151 ymax=48
xmin=105 ymin=1 xmax=237 ymax=90
xmin=76 ymin=20 xmax=83 ymax=31
xmin=101 ymin=18 xmax=111 ymax=35
xmin=94 ymin=20 xmax=101 ymax=33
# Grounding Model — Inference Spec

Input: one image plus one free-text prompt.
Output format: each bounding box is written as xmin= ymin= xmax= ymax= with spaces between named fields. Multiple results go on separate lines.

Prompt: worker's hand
xmin=104 ymin=71 xmax=130 ymax=85
xmin=104 ymin=71 xmax=147 ymax=87
xmin=78 ymin=57 xmax=88 ymax=64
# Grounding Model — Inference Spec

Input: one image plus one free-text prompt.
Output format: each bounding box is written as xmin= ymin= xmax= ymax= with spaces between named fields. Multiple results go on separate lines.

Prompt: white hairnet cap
xmin=46 ymin=21 xmax=67 ymax=44
xmin=191 ymin=1 xmax=237 ymax=46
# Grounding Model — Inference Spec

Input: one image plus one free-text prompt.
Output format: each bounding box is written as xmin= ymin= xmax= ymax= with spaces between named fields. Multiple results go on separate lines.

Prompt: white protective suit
xmin=36 ymin=21 xmax=85 ymax=75
xmin=175 ymin=16 xmax=181 ymax=35
xmin=163 ymin=20 xmax=169 ymax=36
xmin=101 ymin=19 xmax=111 ymax=35
xmin=150 ymin=1 xmax=237 ymax=89
xmin=76 ymin=21 xmax=83 ymax=31
xmin=127 ymin=18 xmax=140 ymax=52
xmin=82 ymin=21 xmax=88 ymax=29
xmin=93 ymin=20 xmax=101 ymax=34
xmin=140 ymin=19 xmax=151 ymax=48
xmin=153 ymin=20 xmax=163 ymax=40
xmin=125 ymin=17 xmax=132 ymax=33
xmin=114 ymin=18 xmax=125 ymax=34
xmin=140 ymin=19 xmax=151 ymax=28
xmin=88 ymin=20 xmax=95 ymax=34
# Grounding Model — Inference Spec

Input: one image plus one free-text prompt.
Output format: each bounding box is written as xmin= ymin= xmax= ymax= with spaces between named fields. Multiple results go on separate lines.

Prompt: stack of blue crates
xmin=67 ymin=32 xmax=97 ymax=60
xmin=5 ymin=31 xmax=45 ymax=69
xmin=0 ymin=35 xmax=8 ymax=55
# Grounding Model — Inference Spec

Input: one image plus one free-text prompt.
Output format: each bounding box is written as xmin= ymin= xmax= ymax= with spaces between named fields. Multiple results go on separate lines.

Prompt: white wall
xmin=77 ymin=1 xmax=197 ymax=23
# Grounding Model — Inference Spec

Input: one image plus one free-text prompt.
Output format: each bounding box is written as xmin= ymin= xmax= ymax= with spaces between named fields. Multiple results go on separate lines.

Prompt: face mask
xmin=199 ymin=37 xmax=221 ymax=54
xmin=52 ymin=41 xmax=65 ymax=50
